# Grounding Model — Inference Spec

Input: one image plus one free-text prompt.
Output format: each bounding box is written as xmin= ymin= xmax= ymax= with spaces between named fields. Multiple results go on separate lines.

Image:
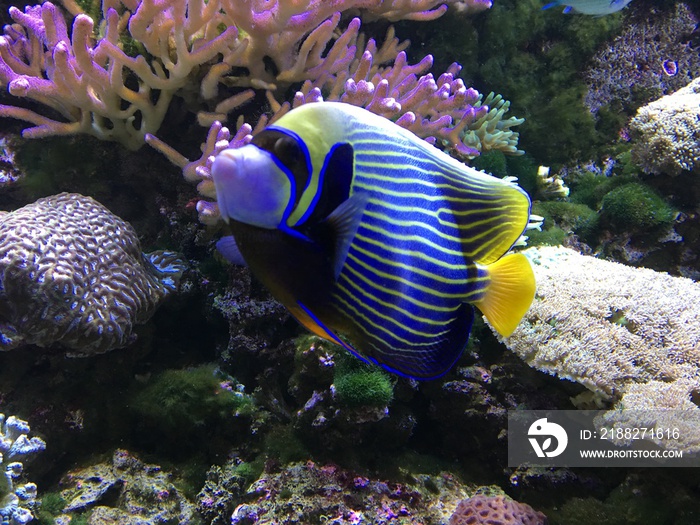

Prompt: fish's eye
xmin=273 ymin=136 xmax=303 ymax=165
xmin=251 ymin=129 xmax=310 ymax=201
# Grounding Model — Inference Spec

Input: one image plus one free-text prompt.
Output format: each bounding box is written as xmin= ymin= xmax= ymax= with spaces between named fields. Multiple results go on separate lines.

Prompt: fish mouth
xmin=211 ymin=149 xmax=239 ymax=223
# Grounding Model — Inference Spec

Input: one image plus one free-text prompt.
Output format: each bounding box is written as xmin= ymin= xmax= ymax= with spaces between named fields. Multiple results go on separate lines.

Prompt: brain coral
xmin=629 ymin=76 xmax=700 ymax=175
xmin=0 ymin=193 xmax=186 ymax=355
xmin=449 ymin=495 xmax=547 ymax=525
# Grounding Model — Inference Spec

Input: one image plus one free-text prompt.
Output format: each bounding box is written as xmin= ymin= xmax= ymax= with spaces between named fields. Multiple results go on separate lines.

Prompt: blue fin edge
xmin=296 ymin=300 xmax=448 ymax=381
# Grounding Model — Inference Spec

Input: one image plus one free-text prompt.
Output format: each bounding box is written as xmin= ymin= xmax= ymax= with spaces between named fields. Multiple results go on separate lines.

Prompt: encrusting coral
xmin=584 ymin=2 xmax=700 ymax=116
xmin=0 ymin=412 xmax=45 ymax=525
xmin=208 ymin=459 xmax=473 ymax=524
xmin=58 ymin=449 xmax=195 ymax=523
xmin=496 ymin=246 xmax=700 ymax=452
xmin=0 ymin=193 xmax=186 ymax=354
xmin=629 ymin=76 xmax=700 ymax=176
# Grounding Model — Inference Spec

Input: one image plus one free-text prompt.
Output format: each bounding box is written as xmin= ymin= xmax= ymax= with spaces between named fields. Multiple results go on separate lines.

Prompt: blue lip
xmin=211 ymin=151 xmax=237 ymax=223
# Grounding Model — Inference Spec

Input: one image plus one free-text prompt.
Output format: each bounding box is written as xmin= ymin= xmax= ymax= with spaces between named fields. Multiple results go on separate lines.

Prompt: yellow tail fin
xmin=473 ymin=253 xmax=535 ymax=337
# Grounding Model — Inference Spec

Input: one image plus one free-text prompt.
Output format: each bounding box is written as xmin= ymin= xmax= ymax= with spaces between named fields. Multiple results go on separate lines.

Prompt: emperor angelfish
xmin=212 ymin=102 xmax=536 ymax=380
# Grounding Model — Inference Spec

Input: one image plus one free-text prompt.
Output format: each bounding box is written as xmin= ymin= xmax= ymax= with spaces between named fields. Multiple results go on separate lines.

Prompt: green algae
xmin=130 ymin=364 xmax=255 ymax=431
xmin=601 ymin=182 xmax=676 ymax=231
xmin=333 ymin=354 xmax=394 ymax=408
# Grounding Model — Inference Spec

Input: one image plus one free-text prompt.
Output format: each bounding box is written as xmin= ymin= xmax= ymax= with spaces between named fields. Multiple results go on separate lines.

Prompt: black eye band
xmin=252 ymin=129 xmax=310 ymax=206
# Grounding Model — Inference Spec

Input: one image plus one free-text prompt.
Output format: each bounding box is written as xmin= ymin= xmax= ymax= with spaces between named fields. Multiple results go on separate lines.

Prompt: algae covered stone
xmin=0 ymin=193 xmax=186 ymax=354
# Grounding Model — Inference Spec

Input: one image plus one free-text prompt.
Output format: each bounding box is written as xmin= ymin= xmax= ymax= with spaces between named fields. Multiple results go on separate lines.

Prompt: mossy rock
xmin=535 ymin=201 xmax=597 ymax=231
xmin=527 ymin=225 xmax=569 ymax=246
xmin=600 ymin=182 xmax=676 ymax=231
xmin=264 ymin=425 xmax=309 ymax=464
xmin=36 ymin=493 xmax=68 ymax=525
xmin=130 ymin=364 xmax=255 ymax=431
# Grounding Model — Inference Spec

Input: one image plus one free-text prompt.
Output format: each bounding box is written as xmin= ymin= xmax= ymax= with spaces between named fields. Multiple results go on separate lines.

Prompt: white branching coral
xmin=0 ymin=413 xmax=45 ymax=525
xmin=630 ymin=76 xmax=700 ymax=176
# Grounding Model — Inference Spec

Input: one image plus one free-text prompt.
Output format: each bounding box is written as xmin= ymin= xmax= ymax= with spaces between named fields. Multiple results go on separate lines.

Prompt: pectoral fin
xmin=325 ymin=192 xmax=369 ymax=280
xmin=216 ymin=235 xmax=247 ymax=266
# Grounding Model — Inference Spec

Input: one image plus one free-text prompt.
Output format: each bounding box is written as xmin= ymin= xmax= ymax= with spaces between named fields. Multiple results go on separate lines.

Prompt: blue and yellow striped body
xmin=213 ymin=102 xmax=535 ymax=379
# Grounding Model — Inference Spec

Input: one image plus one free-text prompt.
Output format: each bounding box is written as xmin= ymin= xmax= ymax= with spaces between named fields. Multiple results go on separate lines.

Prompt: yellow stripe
xmin=355 ymin=158 xmax=500 ymax=192
xmin=345 ymin=248 xmax=488 ymax=295
xmin=360 ymin=199 xmax=495 ymax=231
xmin=358 ymin=220 xmax=476 ymax=257
xmin=338 ymin=268 xmax=459 ymax=323
xmin=335 ymin=280 xmax=450 ymax=338
xmin=364 ymin=205 xmax=518 ymax=247
xmin=363 ymin=209 xmax=526 ymax=261
xmin=354 ymin=230 xmax=509 ymax=277
xmin=349 ymin=137 xmax=505 ymax=184
xmin=332 ymin=288 xmax=448 ymax=349
xmin=340 ymin=262 xmax=460 ymax=312
xmin=354 ymin=180 xmax=519 ymax=206
xmin=363 ymin=209 xmax=464 ymax=241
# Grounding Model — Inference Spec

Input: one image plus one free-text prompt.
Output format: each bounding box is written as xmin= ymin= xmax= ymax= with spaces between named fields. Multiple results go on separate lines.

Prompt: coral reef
xmin=286 ymin=337 xmax=407 ymax=458
xmin=584 ymin=3 xmax=700 ymax=116
xmin=0 ymin=412 xmax=45 ymax=525
xmin=449 ymin=494 xmax=547 ymax=525
xmin=201 ymin=459 xmax=473 ymax=524
xmin=0 ymin=138 xmax=21 ymax=190
xmin=497 ymin=246 xmax=700 ymax=450
xmin=213 ymin=265 xmax=292 ymax=372
xmin=0 ymin=193 xmax=186 ymax=354
xmin=0 ymin=0 xmax=491 ymax=150
xmin=501 ymin=246 xmax=700 ymax=398
xmin=629 ymin=76 xmax=700 ymax=176
xmin=468 ymin=0 xmax=621 ymax=163
xmin=56 ymin=449 xmax=195 ymax=524
xmin=2 ymin=2 xmax=699 ymax=524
